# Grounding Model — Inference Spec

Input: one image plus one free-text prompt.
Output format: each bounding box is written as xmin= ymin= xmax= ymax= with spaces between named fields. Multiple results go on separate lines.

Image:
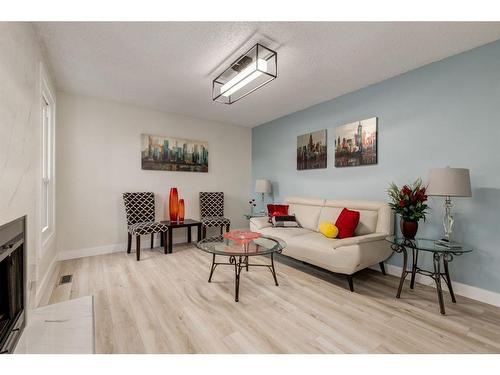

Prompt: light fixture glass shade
xmin=255 ymin=179 xmax=272 ymax=194
xmin=426 ymin=167 xmax=472 ymax=197
xmin=213 ymin=44 xmax=277 ymax=104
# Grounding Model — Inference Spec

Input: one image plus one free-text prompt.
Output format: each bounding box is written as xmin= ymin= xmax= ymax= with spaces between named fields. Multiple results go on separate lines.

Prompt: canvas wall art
xmin=334 ymin=117 xmax=377 ymax=167
xmin=297 ymin=129 xmax=327 ymax=170
xmin=141 ymin=134 xmax=208 ymax=172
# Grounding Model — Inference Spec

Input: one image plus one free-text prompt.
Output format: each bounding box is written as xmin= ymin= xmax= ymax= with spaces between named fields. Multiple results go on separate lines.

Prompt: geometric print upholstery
xmin=200 ymin=192 xmax=230 ymax=229
xmin=201 ymin=216 xmax=231 ymax=228
xmin=200 ymin=192 xmax=224 ymax=217
xmin=123 ymin=192 xmax=168 ymax=236
xmin=128 ymin=221 xmax=168 ymax=235
xmin=123 ymin=192 xmax=155 ymax=225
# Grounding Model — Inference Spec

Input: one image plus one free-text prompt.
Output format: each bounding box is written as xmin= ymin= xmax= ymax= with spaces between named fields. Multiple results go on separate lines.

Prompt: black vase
xmin=400 ymin=218 xmax=418 ymax=239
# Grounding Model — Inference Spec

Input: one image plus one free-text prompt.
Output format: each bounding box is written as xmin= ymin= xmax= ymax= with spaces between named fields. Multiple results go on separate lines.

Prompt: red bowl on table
xmin=224 ymin=230 xmax=262 ymax=244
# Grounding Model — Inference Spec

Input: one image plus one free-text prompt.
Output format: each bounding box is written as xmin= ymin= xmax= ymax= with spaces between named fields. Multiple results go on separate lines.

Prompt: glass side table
xmin=385 ymin=236 xmax=472 ymax=315
xmin=243 ymin=212 xmax=267 ymax=220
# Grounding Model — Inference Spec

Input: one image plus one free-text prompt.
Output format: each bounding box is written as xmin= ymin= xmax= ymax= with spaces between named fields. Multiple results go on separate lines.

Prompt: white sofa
xmin=249 ymin=197 xmax=394 ymax=291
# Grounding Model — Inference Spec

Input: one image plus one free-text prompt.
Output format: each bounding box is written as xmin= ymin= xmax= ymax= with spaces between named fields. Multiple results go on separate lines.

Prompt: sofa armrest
xmin=250 ymin=216 xmax=271 ymax=231
xmin=332 ymin=232 xmax=389 ymax=249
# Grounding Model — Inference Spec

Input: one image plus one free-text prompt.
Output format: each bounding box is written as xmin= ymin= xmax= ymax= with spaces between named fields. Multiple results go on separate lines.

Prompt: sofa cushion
xmin=317 ymin=206 xmax=343 ymax=230
xmin=258 ymin=226 xmax=312 ymax=242
xmin=287 ymin=232 xmax=338 ymax=252
xmin=249 ymin=216 xmax=272 ymax=230
xmin=286 ymin=204 xmax=322 ymax=231
xmin=284 ymin=197 xmax=324 ymax=231
xmin=355 ymin=209 xmax=379 ymax=236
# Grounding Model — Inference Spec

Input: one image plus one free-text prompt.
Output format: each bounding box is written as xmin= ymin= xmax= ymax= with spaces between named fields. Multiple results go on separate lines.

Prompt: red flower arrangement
xmin=387 ymin=178 xmax=429 ymax=222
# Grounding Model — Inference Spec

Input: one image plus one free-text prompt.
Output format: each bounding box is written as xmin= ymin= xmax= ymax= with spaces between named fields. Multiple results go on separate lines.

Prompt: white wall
xmin=56 ymin=92 xmax=252 ymax=258
xmin=0 ymin=22 xmax=58 ymax=309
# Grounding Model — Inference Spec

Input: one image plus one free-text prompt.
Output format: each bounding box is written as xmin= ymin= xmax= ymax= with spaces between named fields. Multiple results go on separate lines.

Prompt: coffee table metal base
xmin=207 ymin=253 xmax=279 ymax=302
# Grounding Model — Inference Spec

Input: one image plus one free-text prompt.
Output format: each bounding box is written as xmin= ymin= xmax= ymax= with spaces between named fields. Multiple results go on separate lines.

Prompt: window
xmin=41 ymin=72 xmax=55 ymax=245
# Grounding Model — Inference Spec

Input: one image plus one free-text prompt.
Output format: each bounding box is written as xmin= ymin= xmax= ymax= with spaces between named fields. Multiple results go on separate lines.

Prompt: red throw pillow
xmin=335 ymin=208 xmax=360 ymax=239
xmin=267 ymin=204 xmax=275 ymax=216
xmin=267 ymin=204 xmax=289 ymax=223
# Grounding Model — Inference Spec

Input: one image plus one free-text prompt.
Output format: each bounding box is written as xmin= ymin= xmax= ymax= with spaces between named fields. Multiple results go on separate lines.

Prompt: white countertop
xmin=15 ymin=296 xmax=95 ymax=354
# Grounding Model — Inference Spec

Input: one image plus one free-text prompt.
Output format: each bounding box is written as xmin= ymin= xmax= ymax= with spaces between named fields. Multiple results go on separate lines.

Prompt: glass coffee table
xmin=386 ymin=236 xmax=472 ymax=314
xmin=196 ymin=234 xmax=286 ymax=302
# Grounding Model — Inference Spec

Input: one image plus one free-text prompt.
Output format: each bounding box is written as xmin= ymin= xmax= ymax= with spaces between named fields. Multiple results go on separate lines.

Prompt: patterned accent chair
xmin=123 ymin=192 xmax=169 ymax=260
xmin=199 ymin=192 xmax=231 ymax=238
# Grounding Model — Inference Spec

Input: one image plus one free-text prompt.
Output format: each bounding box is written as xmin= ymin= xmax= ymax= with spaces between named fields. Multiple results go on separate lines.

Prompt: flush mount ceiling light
xmin=212 ymin=43 xmax=277 ymax=104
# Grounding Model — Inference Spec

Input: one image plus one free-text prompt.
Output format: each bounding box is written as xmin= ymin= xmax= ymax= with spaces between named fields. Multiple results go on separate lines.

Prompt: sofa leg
xmin=346 ymin=275 xmax=354 ymax=292
xmin=379 ymin=262 xmax=386 ymax=275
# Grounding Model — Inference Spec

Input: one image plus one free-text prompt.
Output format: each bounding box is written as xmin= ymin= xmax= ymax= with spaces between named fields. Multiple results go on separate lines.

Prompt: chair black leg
xmin=127 ymin=233 xmax=132 ymax=254
xmin=379 ymin=262 xmax=386 ymax=275
xmin=220 ymin=226 xmax=223 ymax=235
xmin=226 ymin=224 xmax=230 ymax=233
xmin=202 ymin=226 xmax=207 ymax=239
xmin=347 ymin=275 xmax=354 ymax=292
xmin=136 ymin=235 xmax=141 ymax=261
xmin=150 ymin=233 xmax=154 ymax=249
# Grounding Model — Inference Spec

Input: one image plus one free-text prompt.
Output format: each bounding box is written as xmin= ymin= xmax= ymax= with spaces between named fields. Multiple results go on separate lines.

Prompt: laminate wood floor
xmin=48 ymin=244 xmax=500 ymax=353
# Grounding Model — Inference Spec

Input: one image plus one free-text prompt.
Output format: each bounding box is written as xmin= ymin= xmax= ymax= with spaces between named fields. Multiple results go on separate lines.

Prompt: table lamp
xmin=255 ymin=179 xmax=272 ymax=213
xmin=426 ymin=167 xmax=471 ymax=246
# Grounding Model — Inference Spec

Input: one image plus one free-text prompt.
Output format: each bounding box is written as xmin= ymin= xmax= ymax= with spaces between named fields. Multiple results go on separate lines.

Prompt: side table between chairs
xmin=160 ymin=219 xmax=202 ymax=254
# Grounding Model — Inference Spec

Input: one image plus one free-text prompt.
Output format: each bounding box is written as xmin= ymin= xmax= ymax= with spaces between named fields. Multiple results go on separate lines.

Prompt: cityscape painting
xmin=141 ymin=134 xmax=208 ymax=172
xmin=297 ymin=129 xmax=327 ymax=170
xmin=334 ymin=117 xmax=377 ymax=167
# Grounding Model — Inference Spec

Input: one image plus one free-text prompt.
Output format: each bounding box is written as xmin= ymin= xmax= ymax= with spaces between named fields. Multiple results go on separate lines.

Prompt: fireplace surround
xmin=0 ymin=216 xmax=26 ymax=354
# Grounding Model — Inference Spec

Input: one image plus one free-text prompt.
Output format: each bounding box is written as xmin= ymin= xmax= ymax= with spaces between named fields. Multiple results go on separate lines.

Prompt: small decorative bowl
xmin=224 ymin=230 xmax=261 ymax=244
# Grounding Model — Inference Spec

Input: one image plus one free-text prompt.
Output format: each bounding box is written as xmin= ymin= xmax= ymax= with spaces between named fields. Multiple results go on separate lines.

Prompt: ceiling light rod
xmin=212 ymin=43 xmax=277 ymax=105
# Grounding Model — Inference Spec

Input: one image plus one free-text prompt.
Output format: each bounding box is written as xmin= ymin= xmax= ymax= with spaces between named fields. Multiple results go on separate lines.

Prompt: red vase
xmin=169 ymin=188 xmax=179 ymax=222
xmin=178 ymin=199 xmax=185 ymax=222
xmin=400 ymin=218 xmax=418 ymax=239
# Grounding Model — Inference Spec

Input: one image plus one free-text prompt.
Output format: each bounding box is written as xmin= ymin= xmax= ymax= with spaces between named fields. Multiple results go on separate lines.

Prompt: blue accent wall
xmin=252 ymin=40 xmax=500 ymax=293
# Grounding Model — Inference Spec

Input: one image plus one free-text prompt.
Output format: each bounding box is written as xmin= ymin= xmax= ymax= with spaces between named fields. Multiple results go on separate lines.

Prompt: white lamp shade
xmin=255 ymin=179 xmax=272 ymax=194
xmin=426 ymin=167 xmax=472 ymax=197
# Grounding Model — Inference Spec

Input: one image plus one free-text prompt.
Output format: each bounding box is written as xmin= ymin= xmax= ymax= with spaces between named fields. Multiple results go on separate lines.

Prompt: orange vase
xmin=169 ymin=188 xmax=179 ymax=222
xmin=178 ymin=199 xmax=185 ymax=222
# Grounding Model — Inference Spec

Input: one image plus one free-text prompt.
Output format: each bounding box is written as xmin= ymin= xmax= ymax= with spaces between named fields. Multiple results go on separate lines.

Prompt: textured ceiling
xmin=35 ymin=22 xmax=500 ymax=127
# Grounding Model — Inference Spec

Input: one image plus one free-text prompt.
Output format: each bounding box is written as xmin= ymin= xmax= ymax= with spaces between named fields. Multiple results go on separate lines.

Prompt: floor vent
xmin=60 ymin=274 xmax=73 ymax=285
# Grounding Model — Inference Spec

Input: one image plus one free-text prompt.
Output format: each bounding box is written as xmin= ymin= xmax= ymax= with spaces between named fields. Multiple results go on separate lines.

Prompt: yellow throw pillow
xmin=319 ymin=222 xmax=339 ymax=238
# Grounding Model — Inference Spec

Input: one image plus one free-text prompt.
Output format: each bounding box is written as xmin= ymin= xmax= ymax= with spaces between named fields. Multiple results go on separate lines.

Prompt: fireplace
xmin=0 ymin=216 xmax=26 ymax=354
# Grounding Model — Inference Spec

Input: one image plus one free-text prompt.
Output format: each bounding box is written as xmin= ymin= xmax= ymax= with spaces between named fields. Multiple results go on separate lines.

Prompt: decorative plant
xmin=248 ymin=199 xmax=256 ymax=213
xmin=387 ymin=178 xmax=429 ymax=222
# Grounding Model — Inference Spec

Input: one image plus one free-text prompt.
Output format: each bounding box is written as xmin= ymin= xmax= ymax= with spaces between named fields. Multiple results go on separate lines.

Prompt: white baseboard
xmin=371 ymin=263 xmax=500 ymax=308
xmin=58 ymin=226 xmax=245 ymax=261
xmin=35 ymin=256 xmax=59 ymax=307
xmin=58 ymin=242 xmax=126 ymax=261
xmin=57 ymin=231 xmax=201 ymax=261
